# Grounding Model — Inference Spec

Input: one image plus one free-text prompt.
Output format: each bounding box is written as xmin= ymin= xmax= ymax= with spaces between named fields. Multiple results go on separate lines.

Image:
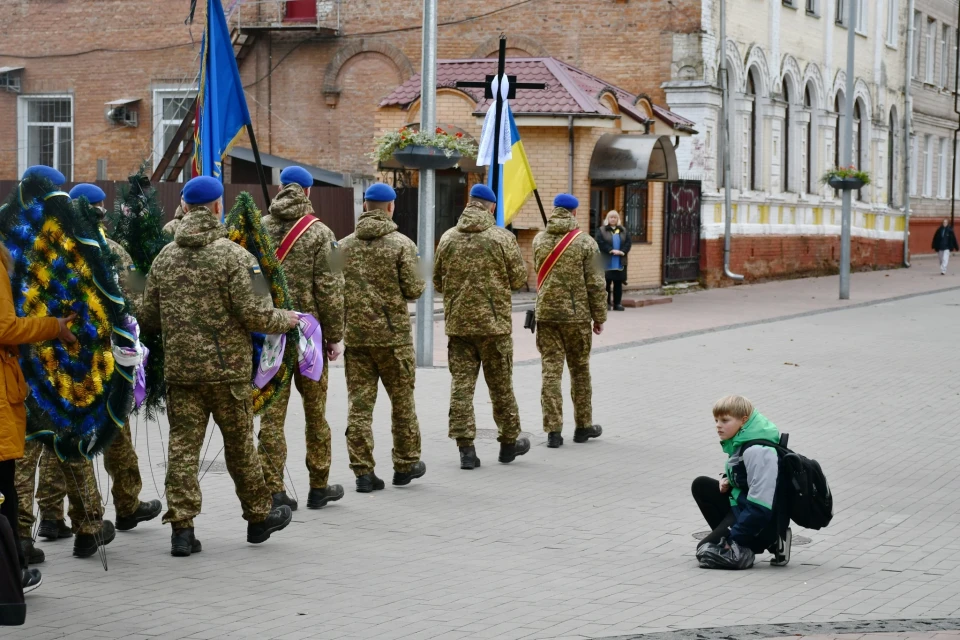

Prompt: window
xmin=939 ymin=138 xmax=949 ymax=198
xmin=886 ymin=0 xmax=898 ymax=46
xmin=942 ymin=25 xmax=951 ymax=87
xmin=926 ymin=19 xmax=937 ymax=83
xmin=924 ymin=134 xmax=934 ymax=196
xmin=153 ymin=89 xmax=196 ymax=182
xmin=887 ymin=109 xmax=897 ymax=206
xmin=910 ymin=135 xmax=918 ymax=196
xmin=783 ymin=0 xmax=797 ymax=7
xmin=912 ymin=11 xmax=923 ymax=78
xmin=623 ymin=181 xmax=648 ymax=243
xmin=853 ymin=101 xmax=864 ymax=201
xmin=803 ymin=85 xmax=814 ymax=194
xmin=806 ymin=0 xmax=818 ymax=16
xmin=745 ymin=72 xmax=759 ymax=191
xmin=18 ymin=96 xmax=73 ymax=180
xmin=783 ymin=83 xmax=792 ymax=193
xmin=856 ymin=0 xmax=866 ymax=34
xmin=836 ymin=0 xmax=846 ymax=25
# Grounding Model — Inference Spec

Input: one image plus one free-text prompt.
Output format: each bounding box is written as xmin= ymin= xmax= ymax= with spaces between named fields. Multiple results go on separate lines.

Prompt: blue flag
xmin=192 ymin=0 xmax=251 ymax=180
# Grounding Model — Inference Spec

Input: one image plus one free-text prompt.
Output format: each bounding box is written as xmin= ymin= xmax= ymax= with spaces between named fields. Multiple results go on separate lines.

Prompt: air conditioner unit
xmin=106 ymin=105 xmax=139 ymax=127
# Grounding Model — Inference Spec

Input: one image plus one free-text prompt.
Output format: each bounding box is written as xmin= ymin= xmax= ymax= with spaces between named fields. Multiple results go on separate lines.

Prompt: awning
xmin=105 ymin=98 xmax=141 ymax=106
xmin=588 ymin=134 xmax=679 ymax=184
xmin=0 ymin=66 xmax=24 ymax=74
xmin=228 ymin=147 xmax=349 ymax=188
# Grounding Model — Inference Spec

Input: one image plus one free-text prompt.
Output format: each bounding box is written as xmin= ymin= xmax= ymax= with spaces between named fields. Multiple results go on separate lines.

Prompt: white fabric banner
xmin=476 ymin=75 xmax=513 ymax=167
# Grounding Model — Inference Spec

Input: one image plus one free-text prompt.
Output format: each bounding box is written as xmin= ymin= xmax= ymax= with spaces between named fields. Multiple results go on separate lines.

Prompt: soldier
xmin=162 ymin=205 xmax=185 ymax=237
xmin=140 ymin=176 xmax=300 ymax=557
xmin=433 ymin=184 xmax=530 ymax=469
xmin=259 ymin=166 xmax=345 ymax=510
xmin=532 ymin=194 xmax=607 ymax=449
xmin=13 ymin=176 xmax=119 ymax=561
xmin=340 ymin=183 xmax=427 ymax=492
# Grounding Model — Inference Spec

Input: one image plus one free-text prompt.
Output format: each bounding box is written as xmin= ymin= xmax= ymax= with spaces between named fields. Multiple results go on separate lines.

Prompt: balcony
xmin=232 ymin=0 xmax=340 ymax=35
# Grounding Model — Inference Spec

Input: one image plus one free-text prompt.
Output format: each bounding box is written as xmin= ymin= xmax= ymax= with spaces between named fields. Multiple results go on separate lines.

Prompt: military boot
xmin=73 ymin=521 xmax=116 ymax=558
xmin=498 ymin=437 xmax=531 ymax=463
xmin=271 ymin=491 xmax=299 ymax=511
xmin=37 ymin=519 xmax=72 ymax=541
xmin=356 ymin=473 xmax=385 ymax=493
xmin=307 ymin=485 xmax=344 ymax=509
xmin=459 ymin=446 xmax=481 ymax=470
xmin=171 ymin=527 xmax=202 ymax=557
xmin=116 ymin=499 xmax=163 ymax=531
xmin=392 ymin=461 xmax=427 ymax=486
xmin=20 ymin=539 xmax=44 ymax=565
xmin=547 ymin=432 xmax=564 ymax=448
xmin=573 ymin=425 xmax=603 ymax=443
xmin=247 ymin=506 xmax=293 ymax=544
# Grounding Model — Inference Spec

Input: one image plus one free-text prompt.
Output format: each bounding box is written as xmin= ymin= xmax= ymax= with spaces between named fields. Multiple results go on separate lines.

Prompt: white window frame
xmin=924 ymin=134 xmax=934 ymax=197
xmin=806 ymin=0 xmax=819 ymax=17
xmin=855 ymin=0 xmax=867 ymax=35
xmin=941 ymin=25 xmax=950 ymax=87
xmin=910 ymin=135 xmax=918 ymax=196
xmin=836 ymin=0 xmax=847 ymax=26
xmin=152 ymin=88 xmax=196 ymax=183
xmin=926 ymin=19 xmax=937 ymax=83
xmin=17 ymin=94 xmax=74 ymax=181
xmin=886 ymin=0 xmax=898 ymax=47
xmin=912 ymin=11 xmax=923 ymax=78
xmin=939 ymin=138 xmax=949 ymax=198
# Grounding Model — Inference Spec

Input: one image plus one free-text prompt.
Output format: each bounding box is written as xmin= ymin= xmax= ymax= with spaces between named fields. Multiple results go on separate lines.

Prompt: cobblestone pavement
xmin=9 ymin=275 xmax=960 ymax=639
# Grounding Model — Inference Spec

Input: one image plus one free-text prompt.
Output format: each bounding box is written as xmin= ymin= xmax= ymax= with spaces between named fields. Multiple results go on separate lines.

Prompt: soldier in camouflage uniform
xmin=259 ymin=167 xmax=345 ymax=510
xmin=433 ymin=184 xmax=530 ymax=469
xmin=532 ymin=194 xmax=607 ymax=449
xmin=140 ymin=176 xmax=300 ymax=557
xmin=162 ymin=205 xmax=185 ymax=238
xmin=340 ymin=183 xmax=427 ymax=492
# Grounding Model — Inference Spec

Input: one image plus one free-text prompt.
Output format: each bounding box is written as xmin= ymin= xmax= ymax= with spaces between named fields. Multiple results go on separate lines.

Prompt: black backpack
xmin=739 ymin=434 xmax=834 ymax=530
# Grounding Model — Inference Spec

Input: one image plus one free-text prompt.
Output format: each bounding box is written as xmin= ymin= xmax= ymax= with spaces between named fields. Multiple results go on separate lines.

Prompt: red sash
xmin=536 ymin=229 xmax=581 ymax=291
xmin=275 ymin=214 xmax=319 ymax=263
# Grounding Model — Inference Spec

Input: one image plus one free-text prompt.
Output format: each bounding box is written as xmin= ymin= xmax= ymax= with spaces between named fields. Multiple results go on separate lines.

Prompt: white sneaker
xmin=21 ymin=567 xmax=42 ymax=594
xmin=771 ymin=528 xmax=792 ymax=567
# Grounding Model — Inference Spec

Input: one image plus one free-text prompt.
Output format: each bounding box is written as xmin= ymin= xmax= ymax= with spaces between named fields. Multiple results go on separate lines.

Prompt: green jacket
xmin=140 ymin=207 xmax=291 ymax=385
xmin=434 ymin=203 xmax=527 ymax=336
xmin=340 ymin=210 xmax=425 ymax=347
xmin=263 ymin=184 xmax=344 ymax=344
xmin=722 ymin=410 xmax=781 ymax=507
xmin=532 ymin=208 xmax=607 ymax=324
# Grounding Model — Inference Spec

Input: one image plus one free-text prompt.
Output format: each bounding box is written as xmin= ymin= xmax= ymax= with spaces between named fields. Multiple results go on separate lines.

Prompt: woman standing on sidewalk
xmin=932 ymin=220 xmax=959 ymax=275
xmin=595 ymin=211 xmax=632 ymax=311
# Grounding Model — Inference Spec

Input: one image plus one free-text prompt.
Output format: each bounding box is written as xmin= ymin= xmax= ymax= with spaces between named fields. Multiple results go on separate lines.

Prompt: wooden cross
xmin=455 ymin=35 xmax=548 ymax=225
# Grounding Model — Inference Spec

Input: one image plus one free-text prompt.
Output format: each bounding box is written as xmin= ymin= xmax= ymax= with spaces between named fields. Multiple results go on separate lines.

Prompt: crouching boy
xmin=691 ymin=395 xmax=791 ymax=569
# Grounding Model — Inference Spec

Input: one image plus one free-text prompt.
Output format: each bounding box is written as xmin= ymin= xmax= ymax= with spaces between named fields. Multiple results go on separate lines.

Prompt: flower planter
xmin=828 ymin=176 xmax=865 ymax=191
xmin=392 ymin=145 xmax=461 ymax=171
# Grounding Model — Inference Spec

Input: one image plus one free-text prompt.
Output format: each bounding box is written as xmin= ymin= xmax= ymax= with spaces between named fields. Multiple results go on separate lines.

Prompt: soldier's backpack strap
xmin=536 ymin=229 xmax=581 ymax=291
xmin=275 ymin=214 xmax=319 ymax=263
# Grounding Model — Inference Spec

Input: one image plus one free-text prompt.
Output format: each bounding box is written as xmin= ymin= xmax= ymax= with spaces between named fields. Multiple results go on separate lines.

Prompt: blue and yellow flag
xmin=487 ymin=106 xmax=537 ymax=226
xmin=192 ymin=0 xmax=251 ymax=179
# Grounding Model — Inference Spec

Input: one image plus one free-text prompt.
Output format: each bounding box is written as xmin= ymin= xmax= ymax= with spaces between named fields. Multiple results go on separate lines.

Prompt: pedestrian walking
xmin=595 ymin=210 xmax=632 ymax=311
xmin=140 ymin=176 xmax=300 ymax=557
xmin=433 ymin=184 xmax=530 ymax=470
xmin=932 ymin=219 xmax=959 ymax=275
xmin=340 ymin=183 xmax=427 ymax=492
xmin=533 ymin=194 xmax=607 ymax=449
xmin=259 ymin=166 xmax=346 ymax=511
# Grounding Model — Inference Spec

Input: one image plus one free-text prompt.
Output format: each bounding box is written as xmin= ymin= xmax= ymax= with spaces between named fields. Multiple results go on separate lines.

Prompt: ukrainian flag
xmin=488 ymin=106 xmax=537 ymax=227
xmin=192 ymin=0 xmax=252 ymax=179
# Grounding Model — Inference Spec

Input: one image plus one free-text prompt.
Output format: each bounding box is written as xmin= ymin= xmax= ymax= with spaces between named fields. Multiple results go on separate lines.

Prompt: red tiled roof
xmin=380 ymin=57 xmax=697 ymax=132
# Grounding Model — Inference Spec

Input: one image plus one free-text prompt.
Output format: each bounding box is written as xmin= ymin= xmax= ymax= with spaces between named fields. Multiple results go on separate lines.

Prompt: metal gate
xmin=663 ymin=180 xmax=701 ymax=283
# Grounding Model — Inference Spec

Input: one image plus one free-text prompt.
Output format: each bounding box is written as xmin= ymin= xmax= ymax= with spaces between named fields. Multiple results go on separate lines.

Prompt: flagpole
xmin=245 ymin=124 xmax=272 ymax=211
xmin=532 ymin=188 xmax=548 ymax=227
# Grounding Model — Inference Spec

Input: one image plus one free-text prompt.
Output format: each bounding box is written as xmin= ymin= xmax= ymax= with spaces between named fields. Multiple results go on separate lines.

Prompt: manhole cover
xmin=692 ymin=531 xmax=811 ymax=545
xmin=474 ymin=429 xmax=535 ymax=441
xmin=157 ymin=459 xmax=228 ymax=474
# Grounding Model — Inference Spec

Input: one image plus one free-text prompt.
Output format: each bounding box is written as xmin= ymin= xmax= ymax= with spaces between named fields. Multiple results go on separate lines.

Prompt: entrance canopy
xmin=589 ymin=134 xmax=679 ymax=184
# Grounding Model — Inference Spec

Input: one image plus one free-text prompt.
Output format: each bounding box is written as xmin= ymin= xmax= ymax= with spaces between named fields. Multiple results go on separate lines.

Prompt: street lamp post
xmin=414 ymin=0 xmax=437 ymax=366
xmin=839 ymin=0 xmax=857 ymax=300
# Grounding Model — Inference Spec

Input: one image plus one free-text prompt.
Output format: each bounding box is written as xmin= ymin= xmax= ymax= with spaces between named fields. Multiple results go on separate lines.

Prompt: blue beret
xmin=469 ymin=184 xmax=497 ymax=203
xmin=69 ymin=183 xmax=107 ymax=204
xmin=181 ymin=176 xmax=224 ymax=205
xmin=22 ymin=165 xmax=65 ymax=186
xmin=364 ymin=183 xmax=397 ymax=202
xmin=280 ymin=166 xmax=313 ymax=188
xmin=553 ymin=193 xmax=579 ymax=210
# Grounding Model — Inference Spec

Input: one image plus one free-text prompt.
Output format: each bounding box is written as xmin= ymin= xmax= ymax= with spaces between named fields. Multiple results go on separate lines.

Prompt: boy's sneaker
xmin=21 ymin=568 xmax=42 ymax=594
xmin=770 ymin=528 xmax=792 ymax=567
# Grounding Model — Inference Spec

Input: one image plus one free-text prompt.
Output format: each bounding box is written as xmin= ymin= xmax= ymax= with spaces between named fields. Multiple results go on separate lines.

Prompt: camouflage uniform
xmin=259 ymin=184 xmax=344 ymax=492
xmin=340 ymin=209 xmax=425 ymax=476
xmin=140 ymin=206 xmax=292 ymax=528
xmin=433 ymin=202 xmax=527 ymax=445
xmin=532 ymin=207 xmax=607 ymax=433
xmin=161 ymin=206 xmax=185 ymax=238
xmin=15 ymin=440 xmax=104 ymax=536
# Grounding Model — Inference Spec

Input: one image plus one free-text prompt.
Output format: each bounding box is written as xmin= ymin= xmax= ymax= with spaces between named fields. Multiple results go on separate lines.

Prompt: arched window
xmin=834 ymin=92 xmax=844 ymax=172
xmin=887 ymin=107 xmax=898 ymax=206
xmin=745 ymin=70 xmax=760 ymax=191
xmin=783 ymin=82 xmax=792 ymax=193
xmin=803 ymin=84 xmax=814 ymax=194
xmin=853 ymin=100 xmax=863 ymax=201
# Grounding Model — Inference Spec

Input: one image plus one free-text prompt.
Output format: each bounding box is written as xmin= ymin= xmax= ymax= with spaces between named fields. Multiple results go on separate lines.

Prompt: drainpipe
xmin=568 ymin=115 xmax=574 ymax=192
xmin=720 ymin=0 xmax=744 ymax=281
xmin=903 ymin=0 xmax=915 ymax=268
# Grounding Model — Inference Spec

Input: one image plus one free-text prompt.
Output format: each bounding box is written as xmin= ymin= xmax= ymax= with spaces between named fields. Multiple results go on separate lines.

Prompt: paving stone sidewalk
xmin=9 ymin=271 xmax=960 ymax=639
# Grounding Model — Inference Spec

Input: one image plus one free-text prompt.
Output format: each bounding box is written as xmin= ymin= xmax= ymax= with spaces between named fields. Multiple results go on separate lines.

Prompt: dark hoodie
xmin=339 ymin=209 xmax=425 ymax=347
xmin=433 ymin=202 xmax=527 ymax=336
xmin=140 ymin=207 xmax=290 ymax=384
